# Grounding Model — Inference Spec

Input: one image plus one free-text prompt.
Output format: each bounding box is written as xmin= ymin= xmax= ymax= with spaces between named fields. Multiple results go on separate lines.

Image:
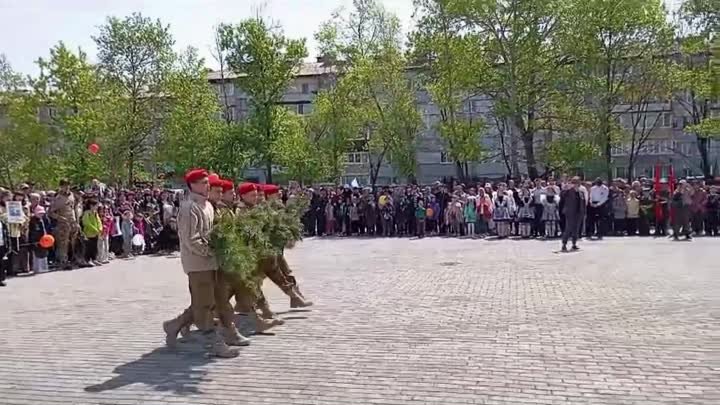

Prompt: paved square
xmin=0 ymin=237 xmax=718 ymax=405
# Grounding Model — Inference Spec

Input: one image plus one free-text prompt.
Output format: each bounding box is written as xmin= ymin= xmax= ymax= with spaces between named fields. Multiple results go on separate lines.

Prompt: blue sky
xmin=0 ymin=0 xmax=416 ymax=75
xmin=1 ymin=0 xmax=681 ymax=76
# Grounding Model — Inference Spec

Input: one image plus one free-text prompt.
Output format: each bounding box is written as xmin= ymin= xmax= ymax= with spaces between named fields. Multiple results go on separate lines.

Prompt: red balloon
xmin=39 ymin=234 xmax=55 ymax=249
xmin=88 ymin=143 xmax=100 ymax=155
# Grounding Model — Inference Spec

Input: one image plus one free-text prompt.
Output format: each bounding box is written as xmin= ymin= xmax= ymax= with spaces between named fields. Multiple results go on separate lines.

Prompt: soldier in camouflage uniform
xmin=48 ymin=179 xmax=78 ymax=270
xmin=218 ymin=180 xmax=282 ymax=331
xmin=260 ymin=184 xmax=313 ymax=311
xmin=167 ymin=173 xmax=250 ymax=353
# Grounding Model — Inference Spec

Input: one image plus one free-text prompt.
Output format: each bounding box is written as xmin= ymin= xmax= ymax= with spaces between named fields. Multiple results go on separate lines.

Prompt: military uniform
xmin=48 ymin=190 xmax=77 ymax=268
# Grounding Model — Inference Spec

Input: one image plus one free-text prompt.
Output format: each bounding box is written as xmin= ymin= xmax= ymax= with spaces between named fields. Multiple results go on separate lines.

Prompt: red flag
xmin=668 ymin=165 xmax=675 ymax=222
xmin=654 ymin=164 xmax=662 ymax=221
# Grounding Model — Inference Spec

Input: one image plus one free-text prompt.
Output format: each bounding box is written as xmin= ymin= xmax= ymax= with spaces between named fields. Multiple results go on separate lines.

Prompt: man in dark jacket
xmin=560 ymin=177 xmax=584 ymax=252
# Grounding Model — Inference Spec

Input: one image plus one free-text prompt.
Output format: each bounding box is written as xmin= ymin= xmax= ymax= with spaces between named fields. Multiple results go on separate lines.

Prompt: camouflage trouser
xmin=53 ymin=221 xmax=76 ymax=264
xmin=226 ymin=270 xmax=262 ymax=313
xmin=262 ymin=255 xmax=295 ymax=295
xmin=172 ymin=270 xmax=236 ymax=332
xmin=276 ymin=255 xmax=298 ymax=287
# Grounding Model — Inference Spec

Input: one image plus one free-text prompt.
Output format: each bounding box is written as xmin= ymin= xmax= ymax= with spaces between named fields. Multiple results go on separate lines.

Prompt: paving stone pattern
xmin=0 ymin=237 xmax=718 ymax=405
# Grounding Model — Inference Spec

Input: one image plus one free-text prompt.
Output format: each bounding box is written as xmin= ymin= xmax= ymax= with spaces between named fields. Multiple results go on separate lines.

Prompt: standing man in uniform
xmin=48 ymin=179 xmax=78 ymax=270
xmin=560 ymin=177 xmax=584 ymax=252
xmin=162 ymin=169 xmax=248 ymax=358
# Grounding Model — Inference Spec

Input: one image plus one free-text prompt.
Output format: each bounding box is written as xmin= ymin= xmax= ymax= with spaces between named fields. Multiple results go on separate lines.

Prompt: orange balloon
xmin=88 ymin=143 xmax=100 ymax=155
xmin=39 ymin=234 xmax=55 ymax=249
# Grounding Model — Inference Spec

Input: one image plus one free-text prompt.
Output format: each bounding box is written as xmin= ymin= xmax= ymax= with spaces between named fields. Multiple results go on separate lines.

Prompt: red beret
xmin=184 ymin=168 xmax=208 ymax=183
xmin=263 ymin=184 xmax=280 ymax=196
xmin=208 ymin=173 xmax=221 ymax=187
xmin=221 ymin=179 xmax=234 ymax=193
xmin=237 ymin=182 xmax=257 ymax=195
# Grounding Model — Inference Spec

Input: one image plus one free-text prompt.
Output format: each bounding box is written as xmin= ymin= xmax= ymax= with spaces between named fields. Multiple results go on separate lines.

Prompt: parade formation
xmin=162 ymin=169 xmax=312 ymax=358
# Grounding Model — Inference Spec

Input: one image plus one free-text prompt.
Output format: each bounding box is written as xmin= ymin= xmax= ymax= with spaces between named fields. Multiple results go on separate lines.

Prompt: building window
xmin=346 ymin=152 xmax=369 ymax=164
xmin=285 ymin=104 xmax=298 ymax=114
xmin=297 ymin=104 xmax=304 ymax=115
xmin=615 ymin=167 xmax=627 ymax=179
xmin=440 ymin=152 xmax=453 ymax=163
xmin=224 ymin=107 xmax=236 ymax=122
xmin=224 ymin=83 xmax=234 ymax=96
xmin=683 ymin=168 xmax=694 ymax=177
xmin=662 ymin=112 xmax=672 ymax=128
xmin=301 ymin=83 xmax=310 ymax=94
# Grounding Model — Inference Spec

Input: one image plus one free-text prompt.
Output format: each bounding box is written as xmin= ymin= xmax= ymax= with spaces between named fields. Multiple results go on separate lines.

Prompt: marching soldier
xmin=162 ymin=169 xmax=249 ymax=358
xmin=220 ymin=180 xmax=283 ymax=331
xmin=262 ymin=184 xmax=313 ymax=309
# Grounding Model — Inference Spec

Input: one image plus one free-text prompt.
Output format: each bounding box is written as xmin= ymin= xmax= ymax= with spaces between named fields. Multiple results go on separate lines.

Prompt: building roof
xmin=207 ymin=62 xmax=335 ymax=81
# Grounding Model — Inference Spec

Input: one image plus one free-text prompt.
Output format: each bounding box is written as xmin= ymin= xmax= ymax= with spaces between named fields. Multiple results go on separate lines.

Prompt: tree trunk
xmin=509 ymin=123 xmax=520 ymax=178
xmin=521 ymin=132 xmax=538 ymax=180
xmin=628 ymin=158 xmax=636 ymax=182
xmin=265 ymin=161 xmax=273 ymax=184
xmin=604 ymin=134 xmax=612 ymax=181
xmin=128 ymin=152 xmax=135 ymax=186
xmin=455 ymin=162 xmax=465 ymax=182
xmin=697 ymin=137 xmax=711 ymax=179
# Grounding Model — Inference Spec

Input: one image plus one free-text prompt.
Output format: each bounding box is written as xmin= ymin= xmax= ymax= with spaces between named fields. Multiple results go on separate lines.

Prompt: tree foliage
xmin=412 ymin=0 xmax=489 ymax=180
xmin=32 ymin=43 xmax=115 ymax=184
xmin=93 ymin=12 xmax=175 ymax=183
xmin=672 ymin=0 xmax=720 ymax=177
xmin=317 ymin=0 xmax=422 ymax=186
xmin=218 ymin=18 xmax=307 ymax=183
xmin=562 ymin=0 xmax=672 ymax=180
xmin=0 ymin=55 xmax=57 ymax=187
xmin=158 ymin=47 xmax=223 ymax=176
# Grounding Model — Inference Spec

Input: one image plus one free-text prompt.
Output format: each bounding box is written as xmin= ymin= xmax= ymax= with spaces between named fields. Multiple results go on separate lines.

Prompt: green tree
xmin=562 ymin=0 xmax=672 ymax=180
xmin=157 ymin=47 xmax=223 ymax=176
xmin=32 ymin=43 xmax=116 ymax=185
xmin=305 ymin=83 xmax=362 ymax=182
xmin=218 ymin=18 xmax=307 ymax=183
xmin=453 ymin=0 xmax=573 ymax=179
xmin=317 ymin=0 xmax=422 ymax=186
xmin=412 ymin=0 xmax=489 ymax=181
xmin=0 ymin=54 xmax=58 ymax=187
xmin=271 ymin=108 xmax=329 ymax=184
xmin=673 ymin=0 xmax=720 ymax=177
xmin=93 ymin=12 xmax=175 ymax=184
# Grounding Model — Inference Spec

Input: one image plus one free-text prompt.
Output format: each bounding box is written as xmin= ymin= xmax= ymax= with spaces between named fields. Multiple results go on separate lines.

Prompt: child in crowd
xmin=612 ymin=188 xmax=627 ymax=235
xmin=324 ymin=197 xmax=335 ymax=236
xmin=81 ymin=199 xmax=102 ymax=266
xmin=427 ymin=195 xmax=439 ymax=236
xmin=28 ymin=205 xmax=52 ymax=273
xmin=626 ymin=191 xmax=640 ymax=236
xmin=542 ymin=191 xmax=560 ymax=238
xmin=493 ymin=192 xmax=512 ymax=238
xmin=476 ymin=189 xmax=492 ymax=236
xmin=463 ymin=195 xmax=477 ymax=238
xmin=517 ymin=189 xmax=534 ymax=238
xmin=132 ymin=212 xmax=147 ymax=254
xmin=415 ymin=199 xmax=426 ymax=238
xmin=98 ymin=204 xmax=114 ymax=264
xmin=120 ymin=209 xmax=135 ymax=257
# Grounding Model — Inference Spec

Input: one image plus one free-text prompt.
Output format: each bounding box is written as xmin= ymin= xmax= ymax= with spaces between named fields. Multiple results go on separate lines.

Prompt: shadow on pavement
xmin=84 ymin=346 xmax=213 ymax=395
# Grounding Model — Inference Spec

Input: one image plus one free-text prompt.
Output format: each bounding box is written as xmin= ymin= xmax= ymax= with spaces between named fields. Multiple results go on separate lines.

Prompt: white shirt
xmin=590 ymin=185 xmax=609 ymax=206
xmin=0 ymin=221 xmax=5 ymax=247
xmin=532 ymin=188 xmax=545 ymax=204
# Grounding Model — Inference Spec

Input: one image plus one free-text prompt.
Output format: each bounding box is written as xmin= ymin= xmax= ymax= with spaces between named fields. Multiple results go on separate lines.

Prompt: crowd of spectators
xmin=0 ymin=179 xmax=181 ymax=286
